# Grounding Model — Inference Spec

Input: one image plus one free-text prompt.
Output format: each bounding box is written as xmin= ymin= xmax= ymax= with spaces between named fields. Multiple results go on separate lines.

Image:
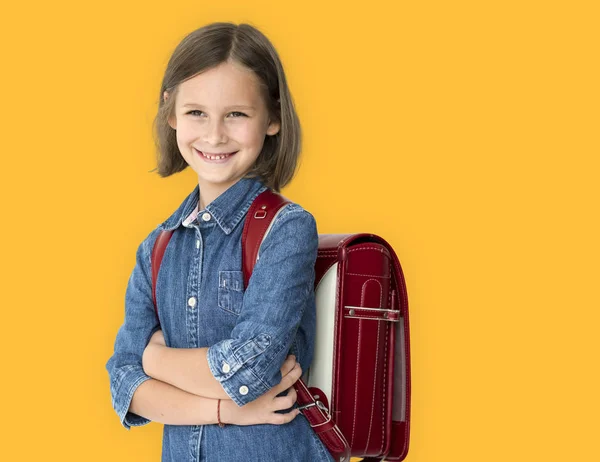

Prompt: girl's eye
xmin=186 ymin=110 xmax=247 ymax=118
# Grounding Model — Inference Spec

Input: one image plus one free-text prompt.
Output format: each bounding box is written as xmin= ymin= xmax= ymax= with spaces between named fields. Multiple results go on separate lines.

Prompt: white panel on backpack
xmin=306 ymin=262 xmax=338 ymax=403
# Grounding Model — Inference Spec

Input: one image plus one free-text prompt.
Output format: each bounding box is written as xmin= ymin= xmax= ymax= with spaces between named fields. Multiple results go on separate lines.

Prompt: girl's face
xmin=165 ymin=60 xmax=280 ymax=197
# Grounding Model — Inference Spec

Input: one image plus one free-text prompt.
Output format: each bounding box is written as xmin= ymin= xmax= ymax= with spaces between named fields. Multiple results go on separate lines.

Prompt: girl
xmin=105 ymin=22 xmax=335 ymax=462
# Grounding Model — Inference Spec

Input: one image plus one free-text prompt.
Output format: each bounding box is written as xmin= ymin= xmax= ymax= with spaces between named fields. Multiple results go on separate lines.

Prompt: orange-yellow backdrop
xmin=1 ymin=1 xmax=598 ymax=461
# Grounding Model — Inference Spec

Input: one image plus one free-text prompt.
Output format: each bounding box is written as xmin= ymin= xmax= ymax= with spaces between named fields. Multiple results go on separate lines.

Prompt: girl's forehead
xmin=177 ymin=62 xmax=265 ymax=106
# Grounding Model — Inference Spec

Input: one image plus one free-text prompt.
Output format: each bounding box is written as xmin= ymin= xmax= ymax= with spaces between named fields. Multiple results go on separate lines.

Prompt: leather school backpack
xmin=151 ymin=189 xmax=411 ymax=462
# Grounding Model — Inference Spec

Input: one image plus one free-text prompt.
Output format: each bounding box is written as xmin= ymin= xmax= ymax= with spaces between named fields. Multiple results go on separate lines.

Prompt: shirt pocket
xmin=218 ymin=270 xmax=245 ymax=316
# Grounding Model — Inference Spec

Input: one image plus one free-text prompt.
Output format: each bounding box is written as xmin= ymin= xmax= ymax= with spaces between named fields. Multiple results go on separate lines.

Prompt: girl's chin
xmin=194 ymin=171 xmax=244 ymax=185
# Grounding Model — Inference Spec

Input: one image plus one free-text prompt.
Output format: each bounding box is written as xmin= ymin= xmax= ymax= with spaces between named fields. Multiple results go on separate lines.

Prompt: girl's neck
xmin=197 ymin=180 xmax=234 ymax=211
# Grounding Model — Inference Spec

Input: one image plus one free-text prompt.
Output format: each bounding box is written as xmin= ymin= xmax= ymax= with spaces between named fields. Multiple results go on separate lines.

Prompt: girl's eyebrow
xmin=182 ymin=103 xmax=256 ymax=110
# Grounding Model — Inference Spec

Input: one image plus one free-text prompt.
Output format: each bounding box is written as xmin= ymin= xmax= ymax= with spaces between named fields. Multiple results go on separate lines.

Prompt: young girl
xmin=105 ymin=22 xmax=335 ymax=462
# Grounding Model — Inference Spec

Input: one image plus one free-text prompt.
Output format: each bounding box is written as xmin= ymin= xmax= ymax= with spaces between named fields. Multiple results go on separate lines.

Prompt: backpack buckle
xmin=297 ymin=400 xmax=328 ymax=412
xmin=254 ymin=205 xmax=268 ymax=219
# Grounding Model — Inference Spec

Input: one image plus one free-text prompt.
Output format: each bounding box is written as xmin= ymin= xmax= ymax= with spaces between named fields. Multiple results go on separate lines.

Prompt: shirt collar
xmin=160 ymin=176 xmax=268 ymax=235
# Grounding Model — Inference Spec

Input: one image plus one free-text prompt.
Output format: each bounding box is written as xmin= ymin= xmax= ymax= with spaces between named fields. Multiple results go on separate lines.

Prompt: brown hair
xmin=150 ymin=22 xmax=302 ymax=192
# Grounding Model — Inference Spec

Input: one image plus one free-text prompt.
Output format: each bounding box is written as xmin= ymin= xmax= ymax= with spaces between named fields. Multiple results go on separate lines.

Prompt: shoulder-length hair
xmin=151 ymin=22 xmax=302 ymax=193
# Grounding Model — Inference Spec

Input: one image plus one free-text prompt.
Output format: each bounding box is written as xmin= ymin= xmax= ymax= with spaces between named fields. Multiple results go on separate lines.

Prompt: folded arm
xmin=128 ymin=377 xmax=235 ymax=425
xmin=142 ymin=340 xmax=231 ymax=400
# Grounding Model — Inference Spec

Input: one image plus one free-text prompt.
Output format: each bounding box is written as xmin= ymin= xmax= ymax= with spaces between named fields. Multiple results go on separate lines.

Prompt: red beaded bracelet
xmin=217 ymin=399 xmax=225 ymax=427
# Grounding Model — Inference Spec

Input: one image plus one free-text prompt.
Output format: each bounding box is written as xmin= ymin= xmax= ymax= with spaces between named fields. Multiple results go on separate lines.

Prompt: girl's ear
xmin=266 ymin=119 xmax=280 ymax=136
xmin=163 ymin=91 xmax=177 ymax=129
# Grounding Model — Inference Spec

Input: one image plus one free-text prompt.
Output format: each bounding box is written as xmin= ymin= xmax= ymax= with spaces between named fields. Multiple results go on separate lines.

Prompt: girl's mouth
xmin=195 ymin=148 xmax=238 ymax=163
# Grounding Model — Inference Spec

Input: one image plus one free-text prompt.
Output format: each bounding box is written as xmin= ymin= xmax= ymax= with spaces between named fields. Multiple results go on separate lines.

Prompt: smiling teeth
xmin=200 ymin=150 xmax=232 ymax=160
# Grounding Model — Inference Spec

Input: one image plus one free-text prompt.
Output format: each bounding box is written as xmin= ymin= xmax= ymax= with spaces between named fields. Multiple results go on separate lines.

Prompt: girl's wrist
xmin=218 ymin=398 xmax=237 ymax=425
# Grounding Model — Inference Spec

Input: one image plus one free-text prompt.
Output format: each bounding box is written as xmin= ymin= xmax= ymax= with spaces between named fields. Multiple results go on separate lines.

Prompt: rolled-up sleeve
xmin=105 ymin=228 xmax=161 ymax=429
xmin=207 ymin=204 xmax=319 ymax=407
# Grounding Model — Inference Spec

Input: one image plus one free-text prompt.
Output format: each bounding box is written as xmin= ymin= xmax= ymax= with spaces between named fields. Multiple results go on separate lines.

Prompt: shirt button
xmin=187 ymin=297 xmax=196 ymax=308
xmin=239 ymin=385 xmax=249 ymax=395
xmin=222 ymin=362 xmax=231 ymax=373
xmin=196 ymin=239 xmax=200 ymax=249
xmin=201 ymin=212 xmax=211 ymax=222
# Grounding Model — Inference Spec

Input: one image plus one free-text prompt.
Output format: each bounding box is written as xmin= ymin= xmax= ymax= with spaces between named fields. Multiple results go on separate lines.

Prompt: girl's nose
xmin=203 ymin=118 xmax=229 ymax=145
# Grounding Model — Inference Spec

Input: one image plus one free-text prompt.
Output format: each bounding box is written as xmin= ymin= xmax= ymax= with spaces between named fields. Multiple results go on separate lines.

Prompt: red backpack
xmin=151 ymin=189 xmax=411 ymax=461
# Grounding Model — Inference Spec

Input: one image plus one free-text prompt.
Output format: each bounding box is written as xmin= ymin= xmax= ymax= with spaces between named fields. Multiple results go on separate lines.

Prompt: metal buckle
xmin=297 ymin=400 xmax=333 ymax=427
xmin=296 ymin=400 xmax=328 ymax=412
xmin=254 ymin=205 xmax=268 ymax=219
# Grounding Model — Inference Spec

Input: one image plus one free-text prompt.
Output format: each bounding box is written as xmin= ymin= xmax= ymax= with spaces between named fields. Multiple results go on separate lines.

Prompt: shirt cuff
xmin=111 ymin=364 xmax=153 ymax=430
xmin=206 ymin=335 xmax=272 ymax=407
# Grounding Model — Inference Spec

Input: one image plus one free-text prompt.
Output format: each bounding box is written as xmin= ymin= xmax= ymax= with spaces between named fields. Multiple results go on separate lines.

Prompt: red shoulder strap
xmin=241 ymin=189 xmax=291 ymax=288
xmin=151 ymin=229 xmax=174 ymax=322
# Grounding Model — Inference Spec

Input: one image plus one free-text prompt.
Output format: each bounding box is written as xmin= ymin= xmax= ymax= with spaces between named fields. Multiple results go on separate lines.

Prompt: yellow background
xmin=1 ymin=0 xmax=598 ymax=460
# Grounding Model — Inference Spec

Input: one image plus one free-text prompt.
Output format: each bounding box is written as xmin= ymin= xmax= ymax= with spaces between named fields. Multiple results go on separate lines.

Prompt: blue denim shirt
xmin=105 ymin=177 xmax=334 ymax=462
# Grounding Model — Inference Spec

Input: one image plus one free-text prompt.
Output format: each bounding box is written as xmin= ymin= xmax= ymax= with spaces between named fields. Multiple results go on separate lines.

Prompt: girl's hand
xmin=149 ymin=329 xmax=166 ymax=346
xmin=224 ymin=354 xmax=303 ymax=426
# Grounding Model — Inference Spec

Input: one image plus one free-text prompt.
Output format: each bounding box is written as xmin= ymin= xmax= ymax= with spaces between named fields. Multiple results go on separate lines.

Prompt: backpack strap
xmin=241 ymin=189 xmax=351 ymax=462
xmin=151 ymin=229 xmax=173 ymax=322
xmin=241 ymin=189 xmax=291 ymax=288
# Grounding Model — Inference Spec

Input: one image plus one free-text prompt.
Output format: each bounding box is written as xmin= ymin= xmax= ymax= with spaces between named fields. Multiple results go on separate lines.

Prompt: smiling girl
xmin=106 ymin=22 xmax=334 ymax=462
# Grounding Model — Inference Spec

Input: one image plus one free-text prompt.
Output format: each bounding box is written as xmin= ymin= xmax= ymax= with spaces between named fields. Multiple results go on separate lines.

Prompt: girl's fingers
xmin=272 ymin=386 xmax=298 ymax=411
xmin=273 ymin=362 xmax=302 ymax=395
xmin=269 ymin=408 xmax=300 ymax=425
xmin=283 ymin=408 xmax=301 ymax=424
xmin=279 ymin=355 xmax=296 ymax=377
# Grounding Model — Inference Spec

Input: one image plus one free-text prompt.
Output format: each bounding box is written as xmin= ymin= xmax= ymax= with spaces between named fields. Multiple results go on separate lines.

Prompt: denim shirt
xmin=105 ymin=177 xmax=335 ymax=462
